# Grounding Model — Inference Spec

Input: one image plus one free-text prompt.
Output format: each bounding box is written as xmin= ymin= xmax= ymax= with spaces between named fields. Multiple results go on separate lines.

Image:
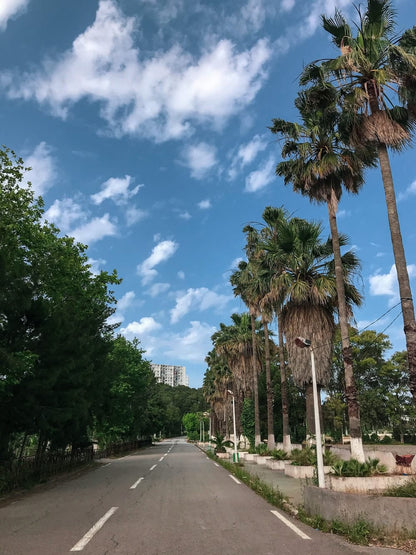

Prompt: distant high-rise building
xmin=150 ymin=363 xmax=189 ymax=387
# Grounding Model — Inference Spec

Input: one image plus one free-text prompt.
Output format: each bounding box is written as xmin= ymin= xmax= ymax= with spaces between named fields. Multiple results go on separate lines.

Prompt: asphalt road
xmin=0 ymin=439 xmax=403 ymax=554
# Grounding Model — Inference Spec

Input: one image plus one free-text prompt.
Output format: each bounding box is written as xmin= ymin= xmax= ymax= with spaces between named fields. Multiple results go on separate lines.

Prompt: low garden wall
xmin=326 ymin=474 xmax=413 ymax=493
xmin=304 ymin=485 xmax=416 ymax=533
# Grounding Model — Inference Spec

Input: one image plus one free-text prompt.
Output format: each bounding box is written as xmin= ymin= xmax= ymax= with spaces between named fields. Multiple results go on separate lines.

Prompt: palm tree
xmin=203 ymin=349 xmax=232 ymax=436
xmin=230 ymin=264 xmax=262 ymax=446
xmin=259 ymin=206 xmax=293 ymax=452
xmin=301 ymin=0 xmax=416 ymax=404
xmin=231 ymin=257 xmax=276 ymax=449
xmin=262 ymin=216 xmax=362 ymax=437
xmin=270 ymin=84 xmax=371 ymax=460
xmin=211 ymin=313 xmax=263 ymax=442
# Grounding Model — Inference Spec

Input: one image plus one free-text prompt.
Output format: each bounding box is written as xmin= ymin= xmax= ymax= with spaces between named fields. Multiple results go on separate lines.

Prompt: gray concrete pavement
xmin=0 ymin=440 xmax=407 ymax=554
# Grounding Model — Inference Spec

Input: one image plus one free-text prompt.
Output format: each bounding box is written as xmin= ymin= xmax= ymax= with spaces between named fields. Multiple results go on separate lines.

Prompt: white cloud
xmin=44 ymin=198 xmax=85 ymax=232
xmin=91 ymin=175 xmax=141 ymax=205
xmin=336 ymin=209 xmax=350 ymax=219
xmin=229 ymin=134 xmax=268 ymax=179
xmin=45 ymin=198 xmax=117 ymax=245
xmin=108 ymin=290 xmax=136 ymax=325
xmin=0 ymin=0 xmax=29 ymax=30
xmin=170 ymin=287 xmax=232 ymax=323
xmin=238 ymin=134 xmax=268 ymax=167
xmin=121 ymin=316 xmax=162 ymax=338
xmin=398 ymin=179 xmax=416 ymax=202
xmin=125 ymin=206 xmax=147 ymax=226
xmin=231 ymin=257 xmax=244 ymax=269
xmin=137 ymin=239 xmax=178 ymax=284
xmin=118 ymin=290 xmax=135 ymax=311
xmin=244 ymin=156 xmax=275 ymax=192
xmin=369 ymin=264 xmax=416 ymax=306
xmin=280 ymin=0 xmax=295 ymax=12
xmin=177 ymin=270 xmax=185 ymax=280
xmin=179 ymin=211 xmax=191 ymax=220
xmin=164 ymin=321 xmax=216 ymax=362
xmin=198 ymin=199 xmax=211 ymax=210
xmin=24 ymin=142 xmax=56 ymax=196
xmin=147 ymin=282 xmax=171 ymax=297
xmin=181 ymin=142 xmax=217 ymax=179
xmin=71 ymin=213 xmax=118 ymax=245
xmin=87 ymin=257 xmax=106 ymax=275
xmin=1 ymin=0 xmax=272 ymax=142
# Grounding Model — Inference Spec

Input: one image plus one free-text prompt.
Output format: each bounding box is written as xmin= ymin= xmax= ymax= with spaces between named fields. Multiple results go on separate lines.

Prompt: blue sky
xmin=1 ymin=0 xmax=416 ymax=388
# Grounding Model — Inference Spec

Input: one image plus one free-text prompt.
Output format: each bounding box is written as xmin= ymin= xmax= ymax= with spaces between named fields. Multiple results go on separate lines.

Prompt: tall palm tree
xmin=211 ymin=313 xmax=263 ymax=442
xmin=231 ymin=257 xmax=276 ymax=449
xmin=260 ymin=206 xmax=293 ymax=452
xmin=203 ymin=349 xmax=232 ymax=436
xmin=270 ymin=84 xmax=371 ymax=460
xmin=230 ymin=264 xmax=262 ymax=446
xmin=301 ymin=0 xmax=416 ymax=404
xmin=262 ymin=216 xmax=362 ymax=436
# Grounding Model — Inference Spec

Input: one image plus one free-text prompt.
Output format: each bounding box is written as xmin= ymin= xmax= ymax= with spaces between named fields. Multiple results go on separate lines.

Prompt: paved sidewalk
xmin=241 ymin=460 xmax=304 ymax=507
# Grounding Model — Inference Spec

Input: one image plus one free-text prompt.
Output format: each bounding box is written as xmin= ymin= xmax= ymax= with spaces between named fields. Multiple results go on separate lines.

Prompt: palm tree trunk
xmin=378 ymin=143 xmax=416 ymax=405
xmin=250 ymin=313 xmax=261 ymax=446
xmin=277 ymin=310 xmax=291 ymax=452
xmin=262 ymin=315 xmax=275 ymax=449
xmin=327 ymin=192 xmax=365 ymax=462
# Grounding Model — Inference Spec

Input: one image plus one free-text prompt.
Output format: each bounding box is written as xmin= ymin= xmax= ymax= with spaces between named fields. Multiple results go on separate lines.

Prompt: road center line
xmin=159 ymin=456 xmax=164 ymax=462
xmin=228 ymin=475 xmax=241 ymax=484
xmin=214 ymin=463 xmax=219 ymax=467
xmin=130 ymin=477 xmax=144 ymax=489
xmin=270 ymin=510 xmax=311 ymax=540
xmin=149 ymin=464 xmax=157 ymax=471
xmin=70 ymin=507 xmax=118 ymax=551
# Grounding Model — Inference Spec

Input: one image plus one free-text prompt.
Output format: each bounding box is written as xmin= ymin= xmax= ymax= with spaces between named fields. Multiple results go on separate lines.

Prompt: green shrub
xmin=331 ymin=458 xmax=387 ymax=477
xmin=210 ymin=433 xmax=233 ymax=454
xmin=290 ymin=447 xmax=316 ymax=466
xmin=271 ymin=449 xmax=290 ymax=460
xmin=255 ymin=443 xmax=271 ymax=456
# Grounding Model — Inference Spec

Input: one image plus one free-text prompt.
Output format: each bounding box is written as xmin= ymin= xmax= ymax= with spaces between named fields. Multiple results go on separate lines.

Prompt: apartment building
xmin=150 ymin=363 xmax=189 ymax=387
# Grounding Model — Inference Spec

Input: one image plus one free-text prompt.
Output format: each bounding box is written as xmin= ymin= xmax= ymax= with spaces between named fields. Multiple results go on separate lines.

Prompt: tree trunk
xmin=277 ymin=311 xmax=291 ymax=452
xmin=327 ymin=192 xmax=365 ymax=462
xmin=378 ymin=143 xmax=416 ymax=405
xmin=262 ymin=315 xmax=275 ymax=449
xmin=250 ymin=313 xmax=262 ymax=446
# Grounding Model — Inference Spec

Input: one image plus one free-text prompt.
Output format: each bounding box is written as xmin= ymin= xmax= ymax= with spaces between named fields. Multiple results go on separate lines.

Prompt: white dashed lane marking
xmin=130 ymin=477 xmax=144 ymax=489
xmin=270 ymin=510 xmax=311 ymax=540
xmin=70 ymin=507 xmax=118 ymax=551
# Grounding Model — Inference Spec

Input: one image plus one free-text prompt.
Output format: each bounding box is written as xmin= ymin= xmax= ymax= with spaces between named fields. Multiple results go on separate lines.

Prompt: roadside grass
xmin=205 ymin=450 xmax=287 ymax=509
xmin=206 ymin=449 xmax=416 ymax=552
xmin=383 ymin=477 xmax=416 ymax=497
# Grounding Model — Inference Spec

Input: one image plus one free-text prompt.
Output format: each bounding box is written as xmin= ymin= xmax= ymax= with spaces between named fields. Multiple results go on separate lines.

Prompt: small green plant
xmin=271 ymin=449 xmax=290 ymax=460
xmin=210 ymin=433 xmax=233 ymax=454
xmin=290 ymin=447 xmax=316 ymax=466
xmin=323 ymin=449 xmax=340 ymax=466
xmin=255 ymin=443 xmax=271 ymax=456
xmin=331 ymin=458 xmax=387 ymax=477
xmin=384 ymin=478 xmax=416 ymax=498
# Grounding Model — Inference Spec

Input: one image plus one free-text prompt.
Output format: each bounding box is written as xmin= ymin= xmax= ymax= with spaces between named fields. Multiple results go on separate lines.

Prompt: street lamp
xmin=295 ymin=337 xmax=325 ymax=488
xmin=227 ymin=389 xmax=238 ymax=463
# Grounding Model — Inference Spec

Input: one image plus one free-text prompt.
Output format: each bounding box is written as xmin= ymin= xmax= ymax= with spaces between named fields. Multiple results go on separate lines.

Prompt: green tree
xmin=94 ymin=336 xmax=156 ymax=446
xmin=262 ymin=215 xmax=361 ymax=436
xmin=0 ymin=146 xmax=120 ymax=458
xmin=301 ymin=0 xmax=416 ymax=404
xmin=270 ymin=84 xmax=371 ymax=461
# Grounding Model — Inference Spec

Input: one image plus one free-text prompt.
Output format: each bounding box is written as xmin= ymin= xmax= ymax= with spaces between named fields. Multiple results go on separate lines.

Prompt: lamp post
xmin=227 ymin=389 xmax=238 ymax=463
xmin=295 ymin=337 xmax=325 ymax=488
